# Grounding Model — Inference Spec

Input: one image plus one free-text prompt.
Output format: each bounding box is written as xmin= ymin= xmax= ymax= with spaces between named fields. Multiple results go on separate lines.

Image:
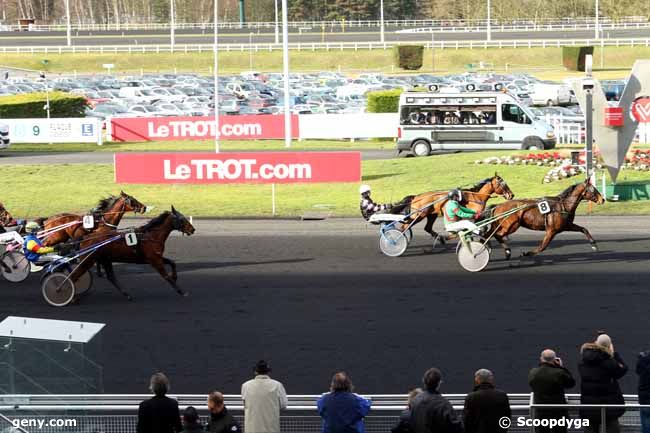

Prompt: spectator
xmin=528 ymin=349 xmax=576 ymax=433
xmin=137 ymin=372 xmax=183 ymax=433
xmin=241 ymin=360 xmax=288 ymax=433
xmin=206 ymin=391 xmax=241 ymax=433
xmin=180 ymin=406 xmax=204 ymax=433
xmin=410 ymin=367 xmax=463 ymax=433
xmin=463 ymin=369 xmax=511 ymax=433
xmin=579 ymin=334 xmax=628 ymax=433
xmin=637 ymin=349 xmax=650 ymax=433
xmin=317 ymin=372 xmax=372 ymax=433
xmin=391 ymin=388 xmax=423 ymax=433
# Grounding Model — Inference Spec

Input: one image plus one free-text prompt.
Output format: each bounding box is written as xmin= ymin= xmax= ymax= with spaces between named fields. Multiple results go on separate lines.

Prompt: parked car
xmin=530 ymin=82 xmax=572 ymax=106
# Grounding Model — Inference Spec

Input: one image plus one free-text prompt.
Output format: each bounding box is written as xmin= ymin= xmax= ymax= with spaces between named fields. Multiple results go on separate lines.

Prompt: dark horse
xmin=400 ymin=174 xmax=515 ymax=240
xmin=40 ymin=191 xmax=147 ymax=246
xmin=485 ymin=179 xmax=605 ymax=259
xmin=69 ymin=206 xmax=195 ymax=300
xmin=0 ymin=202 xmax=16 ymax=232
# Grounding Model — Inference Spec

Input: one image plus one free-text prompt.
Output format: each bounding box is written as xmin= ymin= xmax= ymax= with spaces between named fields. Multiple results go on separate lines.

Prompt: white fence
xmin=1 ymin=38 xmax=649 ymax=54
xmin=3 ymin=16 xmax=648 ymax=32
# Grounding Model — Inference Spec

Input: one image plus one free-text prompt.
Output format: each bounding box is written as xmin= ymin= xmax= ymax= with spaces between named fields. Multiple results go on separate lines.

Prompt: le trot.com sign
xmin=114 ymin=152 xmax=361 ymax=184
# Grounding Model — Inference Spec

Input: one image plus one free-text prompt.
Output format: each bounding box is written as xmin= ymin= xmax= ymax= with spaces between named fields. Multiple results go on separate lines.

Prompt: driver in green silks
xmin=443 ymin=189 xmax=481 ymax=233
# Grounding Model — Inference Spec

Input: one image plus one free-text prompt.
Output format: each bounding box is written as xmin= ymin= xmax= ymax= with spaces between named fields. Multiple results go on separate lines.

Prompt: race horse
xmin=69 ymin=206 xmax=195 ymax=301
xmin=400 ymin=174 xmax=515 ymax=242
xmin=0 ymin=202 xmax=16 ymax=232
xmin=484 ymin=179 xmax=605 ymax=259
xmin=40 ymin=191 xmax=147 ymax=246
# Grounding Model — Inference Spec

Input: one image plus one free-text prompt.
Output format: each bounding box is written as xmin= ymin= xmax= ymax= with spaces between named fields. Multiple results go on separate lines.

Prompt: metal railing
xmin=0 ymin=394 xmax=648 ymax=433
xmin=2 ymin=16 xmax=649 ymax=32
xmin=0 ymin=37 xmax=649 ymax=54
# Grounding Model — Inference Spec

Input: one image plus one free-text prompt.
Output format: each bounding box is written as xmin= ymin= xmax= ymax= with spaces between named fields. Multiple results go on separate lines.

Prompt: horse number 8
xmin=538 ymin=201 xmax=551 ymax=215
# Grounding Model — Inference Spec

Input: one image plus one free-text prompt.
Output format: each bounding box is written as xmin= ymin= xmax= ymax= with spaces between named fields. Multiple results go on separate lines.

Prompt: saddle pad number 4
xmin=125 ymin=232 xmax=138 ymax=246
xmin=537 ymin=201 xmax=551 ymax=215
xmin=83 ymin=215 xmax=95 ymax=229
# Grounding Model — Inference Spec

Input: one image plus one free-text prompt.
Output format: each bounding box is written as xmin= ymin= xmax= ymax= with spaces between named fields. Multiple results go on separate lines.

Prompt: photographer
xmin=579 ymin=334 xmax=628 ymax=433
xmin=528 ymin=349 xmax=576 ymax=433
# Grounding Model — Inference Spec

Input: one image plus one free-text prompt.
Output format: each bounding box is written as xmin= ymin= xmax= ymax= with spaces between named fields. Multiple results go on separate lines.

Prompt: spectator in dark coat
xmin=137 ymin=372 xmax=183 ymax=433
xmin=637 ymin=350 xmax=650 ymax=433
xmin=180 ymin=406 xmax=204 ymax=433
xmin=410 ymin=367 xmax=463 ymax=433
xmin=529 ymin=349 xmax=576 ymax=433
xmin=317 ymin=372 xmax=371 ymax=433
xmin=206 ymin=391 xmax=241 ymax=433
xmin=463 ymin=369 xmax=511 ymax=433
xmin=579 ymin=334 xmax=628 ymax=433
xmin=391 ymin=388 xmax=423 ymax=433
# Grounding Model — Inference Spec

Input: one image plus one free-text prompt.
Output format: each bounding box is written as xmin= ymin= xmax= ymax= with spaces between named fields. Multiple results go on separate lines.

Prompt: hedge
xmin=562 ymin=46 xmax=594 ymax=72
xmin=394 ymin=45 xmax=424 ymax=70
xmin=367 ymin=89 xmax=404 ymax=113
xmin=0 ymin=92 xmax=88 ymax=118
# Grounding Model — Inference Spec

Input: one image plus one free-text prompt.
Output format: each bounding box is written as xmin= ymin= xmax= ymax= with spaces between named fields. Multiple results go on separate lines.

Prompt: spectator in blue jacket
xmin=317 ymin=372 xmax=372 ymax=433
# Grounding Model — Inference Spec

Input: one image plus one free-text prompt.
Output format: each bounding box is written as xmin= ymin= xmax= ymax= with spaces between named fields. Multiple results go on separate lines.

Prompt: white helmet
xmin=359 ymin=185 xmax=371 ymax=195
xmin=25 ymin=221 xmax=40 ymax=233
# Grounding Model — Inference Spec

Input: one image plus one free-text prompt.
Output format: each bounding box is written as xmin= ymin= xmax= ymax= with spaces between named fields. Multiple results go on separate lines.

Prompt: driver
xmin=22 ymin=221 xmax=56 ymax=262
xmin=443 ymin=189 xmax=481 ymax=233
xmin=359 ymin=185 xmax=393 ymax=221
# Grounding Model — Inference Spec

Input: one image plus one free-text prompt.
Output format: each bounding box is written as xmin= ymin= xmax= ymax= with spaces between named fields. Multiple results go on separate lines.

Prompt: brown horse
xmin=69 ymin=207 xmax=195 ymax=301
xmin=41 ymin=191 xmax=147 ymax=246
xmin=402 ymin=174 xmax=515 ymax=241
xmin=485 ymin=179 xmax=605 ymax=259
xmin=0 ymin=202 xmax=16 ymax=230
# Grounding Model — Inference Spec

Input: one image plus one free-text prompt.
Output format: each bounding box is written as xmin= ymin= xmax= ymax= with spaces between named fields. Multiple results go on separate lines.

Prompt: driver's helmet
xmin=25 ymin=221 xmax=40 ymax=233
xmin=359 ymin=185 xmax=371 ymax=196
xmin=448 ymin=189 xmax=463 ymax=202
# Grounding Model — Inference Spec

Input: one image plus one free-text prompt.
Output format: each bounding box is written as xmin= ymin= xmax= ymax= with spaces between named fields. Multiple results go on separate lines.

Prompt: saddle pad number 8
xmin=537 ymin=201 xmax=551 ymax=215
xmin=125 ymin=232 xmax=138 ymax=246
xmin=83 ymin=215 xmax=95 ymax=229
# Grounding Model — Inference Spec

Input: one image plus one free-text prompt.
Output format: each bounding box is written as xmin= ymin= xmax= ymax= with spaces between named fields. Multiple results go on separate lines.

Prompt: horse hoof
xmin=505 ymin=249 xmax=511 ymax=260
xmin=591 ymin=244 xmax=598 ymax=252
xmin=126 ymin=295 xmax=133 ymax=301
xmin=178 ymin=291 xmax=189 ymax=297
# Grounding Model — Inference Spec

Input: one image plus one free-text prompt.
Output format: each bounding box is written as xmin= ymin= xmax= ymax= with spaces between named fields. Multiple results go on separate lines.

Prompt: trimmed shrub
xmin=562 ymin=46 xmax=594 ymax=71
xmin=0 ymin=92 xmax=88 ymax=118
xmin=367 ymin=89 xmax=404 ymax=113
xmin=394 ymin=45 xmax=424 ymax=70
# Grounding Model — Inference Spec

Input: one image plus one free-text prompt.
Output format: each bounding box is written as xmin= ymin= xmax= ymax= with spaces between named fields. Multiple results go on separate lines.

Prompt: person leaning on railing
xmin=391 ymin=388 xmax=423 ymax=433
xmin=206 ymin=391 xmax=241 ymax=433
xmin=528 ymin=349 xmax=576 ymax=433
xmin=409 ymin=368 xmax=463 ymax=433
xmin=317 ymin=372 xmax=372 ymax=433
xmin=137 ymin=372 xmax=183 ymax=433
xmin=578 ymin=334 xmax=628 ymax=433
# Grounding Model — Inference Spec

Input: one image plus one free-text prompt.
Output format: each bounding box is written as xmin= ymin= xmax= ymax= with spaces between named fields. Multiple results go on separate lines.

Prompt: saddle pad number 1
xmin=125 ymin=232 xmax=138 ymax=246
xmin=83 ymin=215 xmax=95 ymax=229
xmin=537 ymin=201 xmax=551 ymax=215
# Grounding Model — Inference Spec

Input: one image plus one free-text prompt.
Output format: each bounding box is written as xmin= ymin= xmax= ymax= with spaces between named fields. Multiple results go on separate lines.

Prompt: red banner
xmin=110 ymin=115 xmax=299 ymax=142
xmin=114 ymin=152 xmax=361 ymax=184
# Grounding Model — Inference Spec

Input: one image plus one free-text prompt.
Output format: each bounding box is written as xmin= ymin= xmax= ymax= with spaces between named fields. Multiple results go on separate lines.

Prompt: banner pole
xmin=272 ymin=184 xmax=276 ymax=216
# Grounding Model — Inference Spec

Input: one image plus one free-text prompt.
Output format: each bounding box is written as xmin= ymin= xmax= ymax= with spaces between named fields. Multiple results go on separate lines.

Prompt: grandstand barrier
xmin=0 ymin=394 xmax=648 ymax=433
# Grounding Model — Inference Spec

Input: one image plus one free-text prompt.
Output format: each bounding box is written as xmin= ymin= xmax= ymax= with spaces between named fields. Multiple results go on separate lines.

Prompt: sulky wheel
xmin=73 ymin=271 xmax=94 ymax=298
xmin=379 ymin=228 xmax=409 ymax=257
xmin=457 ymin=241 xmax=491 ymax=272
xmin=41 ymin=272 xmax=76 ymax=307
xmin=1 ymin=251 xmax=31 ymax=283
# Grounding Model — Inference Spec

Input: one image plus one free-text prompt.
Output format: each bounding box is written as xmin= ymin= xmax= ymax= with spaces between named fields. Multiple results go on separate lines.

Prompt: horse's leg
xmin=149 ymin=256 xmax=188 ymax=297
xmin=564 ymin=222 xmax=599 ymax=251
xmin=493 ymin=233 xmax=512 ymax=260
xmin=424 ymin=213 xmax=445 ymax=243
xmin=103 ymin=261 xmax=133 ymax=301
xmin=96 ymin=262 xmax=104 ymax=278
xmin=162 ymin=257 xmax=177 ymax=283
xmin=523 ymin=229 xmax=557 ymax=256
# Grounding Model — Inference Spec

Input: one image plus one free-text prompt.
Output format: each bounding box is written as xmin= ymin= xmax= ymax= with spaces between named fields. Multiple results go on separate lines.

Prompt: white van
xmin=0 ymin=122 xmax=9 ymax=150
xmin=397 ymin=90 xmax=556 ymax=156
xmin=531 ymin=82 xmax=572 ymax=106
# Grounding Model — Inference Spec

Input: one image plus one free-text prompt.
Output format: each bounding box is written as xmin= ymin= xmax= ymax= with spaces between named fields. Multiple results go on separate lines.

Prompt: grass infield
xmin=1 ymin=149 xmax=649 ymax=218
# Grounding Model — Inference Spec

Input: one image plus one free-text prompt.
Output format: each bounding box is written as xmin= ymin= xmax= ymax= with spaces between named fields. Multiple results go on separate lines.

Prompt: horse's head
xmin=584 ymin=180 xmax=605 ymax=205
xmin=120 ymin=191 xmax=147 ymax=214
xmin=171 ymin=206 xmax=195 ymax=236
xmin=489 ymin=173 xmax=514 ymax=200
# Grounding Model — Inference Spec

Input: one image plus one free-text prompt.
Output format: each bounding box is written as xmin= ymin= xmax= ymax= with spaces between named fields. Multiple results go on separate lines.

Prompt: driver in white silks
xmin=443 ymin=189 xmax=482 ymax=234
